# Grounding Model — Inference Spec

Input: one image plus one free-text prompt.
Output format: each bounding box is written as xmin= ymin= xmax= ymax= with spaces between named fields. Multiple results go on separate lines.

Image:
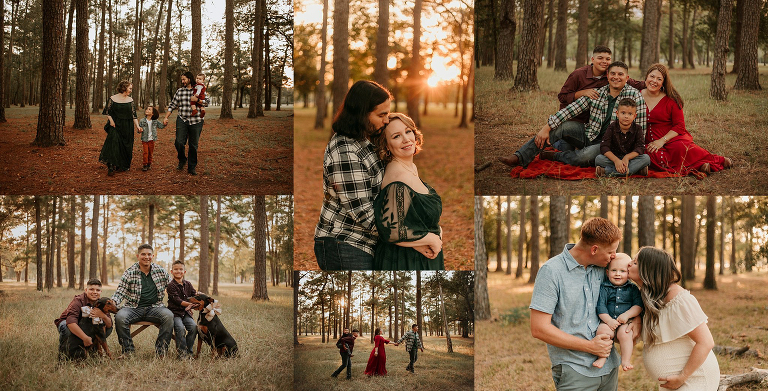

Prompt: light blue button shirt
xmin=529 ymin=243 xmax=619 ymax=377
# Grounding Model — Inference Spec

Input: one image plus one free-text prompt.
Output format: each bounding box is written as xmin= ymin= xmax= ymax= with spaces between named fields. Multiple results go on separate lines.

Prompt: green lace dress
xmin=99 ymin=97 xmax=137 ymax=171
xmin=373 ymin=181 xmax=444 ymax=270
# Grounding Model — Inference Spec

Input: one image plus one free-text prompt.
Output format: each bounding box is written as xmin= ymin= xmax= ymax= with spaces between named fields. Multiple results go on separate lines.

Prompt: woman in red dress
xmin=364 ymin=328 xmax=397 ymax=376
xmin=642 ymin=63 xmax=732 ymax=176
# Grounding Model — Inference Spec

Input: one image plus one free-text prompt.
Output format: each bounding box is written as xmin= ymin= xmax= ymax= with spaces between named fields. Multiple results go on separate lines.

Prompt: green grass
xmin=474 ymin=63 xmax=768 ymax=195
xmin=476 ymin=269 xmax=768 ymax=390
xmin=294 ymin=334 xmax=474 ymax=390
xmin=0 ymin=282 xmax=293 ymax=390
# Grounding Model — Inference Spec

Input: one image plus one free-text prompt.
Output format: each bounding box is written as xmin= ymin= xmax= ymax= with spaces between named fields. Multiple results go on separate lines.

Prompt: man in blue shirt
xmin=530 ymin=217 xmax=636 ymax=390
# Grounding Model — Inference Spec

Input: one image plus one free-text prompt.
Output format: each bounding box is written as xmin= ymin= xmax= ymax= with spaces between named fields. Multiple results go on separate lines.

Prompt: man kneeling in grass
xmin=54 ymin=278 xmax=114 ymax=359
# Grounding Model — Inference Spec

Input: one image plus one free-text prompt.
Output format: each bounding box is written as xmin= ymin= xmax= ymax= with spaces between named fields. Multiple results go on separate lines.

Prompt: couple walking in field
xmin=331 ymin=325 xmax=425 ymax=380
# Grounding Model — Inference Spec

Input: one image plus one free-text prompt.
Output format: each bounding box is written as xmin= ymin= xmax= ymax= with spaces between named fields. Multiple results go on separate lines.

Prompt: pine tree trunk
xmin=374 ymin=0 xmax=389 ymax=87
xmin=199 ymin=195 xmax=209 ymax=292
xmin=553 ymin=0 xmax=568 ymax=71
xmin=600 ymin=195 xmax=609 ymax=218
xmin=623 ymin=195 xmax=633 ymax=254
xmin=101 ymin=197 xmax=109 ymax=284
xmin=513 ymin=0 xmax=545 ymax=91
xmin=47 ymin=197 xmax=57 ymax=290
xmin=719 ymin=198 xmax=725 ymax=275
xmin=474 ymin=197 xmax=491 ymax=320
xmin=73 ymin=0 xmax=91 ymax=129
xmin=640 ymin=0 xmax=662 ymax=72
xmin=178 ymin=211 xmax=185 ymax=262
xmin=264 ymin=24 xmax=271 ymax=111
xmin=527 ymin=196 xmax=540 ymax=283
xmin=35 ymin=197 xmax=42 ymax=291
xmin=687 ymin=6 xmax=696 ymax=68
xmin=79 ymin=196 xmax=86 ymax=289
xmin=506 ymin=196 xmax=513 ymax=274
xmin=638 ymin=196 xmax=655 ymax=247
xmin=61 ymin=0 xmax=76 ymax=122
xmin=709 ymin=0 xmax=733 ymax=101
xmin=67 ymin=196 xmax=76 ymax=288
xmin=34 ymin=0 xmax=66 ymax=146
xmin=93 ymin=0 xmax=106 ymax=112
xmin=314 ymin=0 xmax=329 ymax=128
xmin=680 ymin=195 xmax=696 ymax=284
xmin=438 ymin=278 xmax=453 ymax=353
xmin=252 ymin=195 xmax=269 ymax=300
xmin=248 ymin=0 xmax=265 ymax=118
xmin=89 ymin=195 xmax=100 ymax=279
xmin=495 ymin=0 xmax=516 ymax=80
xmin=331 ymin=0 xmax=350 ymax=117
xmin=0 ymin=1 xmax=5 ymax=122
xmin=495 ymin=197 xmax=503 ymax=271
xmin=576 ymin=0 xmax=589 ymax=68
xmin=213 ymin=195 xmax=221 ymax=295
xmin=549 ymin=196 xmax=567 ymax=257
xmin=219 ymin=0 xmax=234 ymax=118
xmin=703 ymin=196 xmax=717 ymax=289
xmin=190 ymin=0 xmax=201 ymax=75
xmin=406 ymin=0 xmax=423 ymax=127
xmin=733 ymin=0 xmax=762 ymax=90
xmin=147 ymin=0 xmax=164 ymax=106
xmin=158 ymin=0 xmax=173 ymax=111
xmin=516 ymin=195 xmax=526 ymax=278
xmin=546 ymin=0 xmax=554 ymax=68
xmin=732 ymin=0 xmax=744 ymax=74
xmin=668 ymin=0 xmax=674 ymax=68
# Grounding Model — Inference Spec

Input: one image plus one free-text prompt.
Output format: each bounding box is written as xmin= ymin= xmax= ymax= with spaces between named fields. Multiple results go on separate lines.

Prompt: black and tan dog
xmin=66 ymin=297 xmax=118 ymax=360
xmin=188 ymin=293 xmax=238 ymax=358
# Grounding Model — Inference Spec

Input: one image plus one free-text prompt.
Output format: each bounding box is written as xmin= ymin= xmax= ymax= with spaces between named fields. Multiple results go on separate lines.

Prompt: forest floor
xmin=0 ymin=106 xmax=293 ymax=195
xmin=476 ymin=266 xmax=768 ymax=390
xmin=474 ymin=64 xmax=768 ymax=195
xmin=293 ymin=106 xmax=474 ymax=271
xmin=0 ymin=282 xmax=292 ymax=390
xmin=294 ymin=334 xmax=474 ymax=390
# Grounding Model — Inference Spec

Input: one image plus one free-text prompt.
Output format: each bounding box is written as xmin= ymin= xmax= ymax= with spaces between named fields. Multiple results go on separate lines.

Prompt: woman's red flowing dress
xmin=646 ymin=95 xmax=727 ymax=175
xmin=364 ymin=335 xmax=391 ymax=376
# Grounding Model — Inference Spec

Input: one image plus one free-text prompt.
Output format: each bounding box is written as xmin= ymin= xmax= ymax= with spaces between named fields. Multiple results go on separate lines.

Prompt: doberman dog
xmin=65 ymin=297 xmax=118 ymax=360
xmin=188 ymin=293 xmax=238 ymax=358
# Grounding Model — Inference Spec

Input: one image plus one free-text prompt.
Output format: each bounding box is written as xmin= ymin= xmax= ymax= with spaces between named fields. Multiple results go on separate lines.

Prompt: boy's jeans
xmin=595 ymin=153 xmax=651 ymax=176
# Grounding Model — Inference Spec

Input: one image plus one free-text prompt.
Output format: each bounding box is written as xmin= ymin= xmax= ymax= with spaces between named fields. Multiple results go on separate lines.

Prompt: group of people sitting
xmin=499 ymin=45 xmax=732 ymax=177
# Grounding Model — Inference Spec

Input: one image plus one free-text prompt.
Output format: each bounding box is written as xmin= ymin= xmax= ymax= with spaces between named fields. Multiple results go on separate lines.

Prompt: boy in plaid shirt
xmin=499 ymin=61 xmax=646 ymax=169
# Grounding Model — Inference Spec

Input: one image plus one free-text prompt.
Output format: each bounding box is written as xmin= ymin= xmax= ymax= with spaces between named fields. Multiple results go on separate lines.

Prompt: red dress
xmin=364 ymin=335 xmax=391 ymax=376
xmin=646 ymin=95 xmax=727 ymax=175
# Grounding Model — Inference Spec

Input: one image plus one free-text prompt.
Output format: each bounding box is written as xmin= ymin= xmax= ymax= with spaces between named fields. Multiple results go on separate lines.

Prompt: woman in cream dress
xmin=627 ymin=246 xmax=719 ymax=390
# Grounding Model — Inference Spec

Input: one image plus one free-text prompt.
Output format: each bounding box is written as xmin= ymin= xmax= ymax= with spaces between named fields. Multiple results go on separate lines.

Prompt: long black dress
xmin=99 ymin=97 xmax=137 ymax=171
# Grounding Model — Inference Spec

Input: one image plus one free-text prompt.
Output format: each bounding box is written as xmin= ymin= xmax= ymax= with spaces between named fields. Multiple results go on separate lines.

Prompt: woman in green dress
xmin=371 ymin=113 xmax=444 ymax=270
xmin=99 ymin=80 xmax=141 ymax=176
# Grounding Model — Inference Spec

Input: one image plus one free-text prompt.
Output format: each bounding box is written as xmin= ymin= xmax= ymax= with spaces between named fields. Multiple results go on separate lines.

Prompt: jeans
xmin=515 ymin=121 xmax=587 ymax=167
xmin=551 ymin=364 xmax=618 ymax=391
xmin=114 ymin=306 xmax=175 ymax=356
xmin=314 ymin=237 xmax=374 ymax=270
xmin=57 ymin=320 xmax=113 ymax=353
xmin=555 ymin=143 xmax=603 ymax=167
xmin=407 ymin=348 xmax=419 ymax=371
xmin=595 ymin=153 xmax=651 ymax=176
xmin=173 ymin=314 xmax=198 ymax=357
xmin=175 ymin=117 xmax=204 ymax=171
xmin=332 ymin=351 xmax=352 ymax=379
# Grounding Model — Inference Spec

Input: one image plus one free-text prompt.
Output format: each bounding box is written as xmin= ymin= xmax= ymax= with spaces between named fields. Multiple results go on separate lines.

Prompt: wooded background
xmin=0 ymin=195 xmax=294 ymax=300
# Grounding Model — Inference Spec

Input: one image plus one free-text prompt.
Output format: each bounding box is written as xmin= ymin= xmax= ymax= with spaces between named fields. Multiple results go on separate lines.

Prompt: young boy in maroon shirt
xmin=54 ymin=278 xmax=113 ymax=358
xmin=166 ymin=260 xmax=199 ymax=358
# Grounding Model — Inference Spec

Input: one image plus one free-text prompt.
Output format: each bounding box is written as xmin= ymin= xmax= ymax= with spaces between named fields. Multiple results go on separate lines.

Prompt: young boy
xmin=331 ymin=329 xmax=359 ymax=379
xmin=54 ymin=278 xmax=113 ymax=358
xmin=595 ymin=98 xmax=651 ymax=177
xmin=191 ymin=73 xmax=207 ymax=118
xmin=138 ymin=105 xmax=166 ymax=171
xmin=166 ymin=260 xmax=198 ymax=358
xmin=593 ymin=253 xmax=643 ymax=371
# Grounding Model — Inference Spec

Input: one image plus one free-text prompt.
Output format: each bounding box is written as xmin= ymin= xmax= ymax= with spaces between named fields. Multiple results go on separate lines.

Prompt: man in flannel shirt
xmin=111 ymin=244 xmax=174 ymax=357
xmin=314 ymin=80 xmax=393 ymax=270
xmin=162 ymin=71 xmax=208 ymax=176
xmin=396 ymin=324 xmax=425 ymax=373
xmin=499 ymin=61 xmax=647 ymax=169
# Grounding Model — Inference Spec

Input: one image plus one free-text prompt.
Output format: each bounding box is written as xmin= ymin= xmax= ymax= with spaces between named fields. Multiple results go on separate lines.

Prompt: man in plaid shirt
xmin=500 ymin=61 xmax=647 ymax=169
xmin=163 ymin=71 xmax=208 ymax=175
xmin=314 ymin=80 xmax=392 ymax=270
xmin=111 ymin=244 xmax=174 ymax=356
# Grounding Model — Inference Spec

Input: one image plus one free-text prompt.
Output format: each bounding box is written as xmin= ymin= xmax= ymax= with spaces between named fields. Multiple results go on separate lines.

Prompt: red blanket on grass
xmin=509 ymin=155 xmax=689 ymax=180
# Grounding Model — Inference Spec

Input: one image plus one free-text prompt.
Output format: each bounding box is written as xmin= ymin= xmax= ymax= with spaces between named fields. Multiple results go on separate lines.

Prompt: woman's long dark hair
xmin=332 ymin=80 xmax=392 ymax=141
xmin=375 ymin=328 xmax=381 ymax=336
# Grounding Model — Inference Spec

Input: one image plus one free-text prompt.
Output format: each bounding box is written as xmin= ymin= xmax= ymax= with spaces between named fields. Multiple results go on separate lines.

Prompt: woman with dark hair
xmin=642 ymin=64 xmax=732 ymax=176
xmin=627 ymin=247 xmax=719 ymax=390
xmin=99 ymin=80 xmax=141 ymax=176
xmin=314 ymin=80 xmax=393 ymax=270
xmin=370 ymin=113 xmax=444 ymax=270
xmin=364 ymin=328 xmax=396 ymax=376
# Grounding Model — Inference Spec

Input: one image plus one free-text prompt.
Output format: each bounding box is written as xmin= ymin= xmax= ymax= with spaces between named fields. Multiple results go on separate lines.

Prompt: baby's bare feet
xmin=592 ymin=358 xmax=606 ymax=368
xmin=622 ymin=362 xmax=634 ymax=371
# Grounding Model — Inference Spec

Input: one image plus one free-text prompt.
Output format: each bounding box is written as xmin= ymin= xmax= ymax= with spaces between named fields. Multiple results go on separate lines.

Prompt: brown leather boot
xmin=498 ymin=155 xmax=520 ymax=167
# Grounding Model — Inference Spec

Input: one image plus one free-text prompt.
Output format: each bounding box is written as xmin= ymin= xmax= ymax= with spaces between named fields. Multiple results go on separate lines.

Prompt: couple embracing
xmin=530 ymin=217 xmax=719 ymax=390
xmin=314 ymin=81 xmax=444 ymax=271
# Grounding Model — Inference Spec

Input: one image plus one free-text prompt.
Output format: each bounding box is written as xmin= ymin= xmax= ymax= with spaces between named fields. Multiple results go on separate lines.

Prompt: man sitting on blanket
xmin=499 ymin=61 xmax=647 ymax=169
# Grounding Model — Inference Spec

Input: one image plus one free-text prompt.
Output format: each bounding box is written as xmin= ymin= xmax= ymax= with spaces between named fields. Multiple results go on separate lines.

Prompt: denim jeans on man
xmin=595 ymin=154 xmax=650 ymax=176
xmin=331 ymin=351 xmax=353 ymax=379
xmin=114 ymin=306 xmax=175 ymax=355
xmin=58 ymin=320 xmax=113 ymax=354
xmin=173 ymin=313 xmax=198 ymax=357
xmin=515 ymin=121 xmax=588 ymax=167
xmin=315 ymin=237 xmax=374 ymax=270
xmin=175 ymin=117 xmax=204 ymax=172
xmin=407 ymin=348 xmax=419 ymax=371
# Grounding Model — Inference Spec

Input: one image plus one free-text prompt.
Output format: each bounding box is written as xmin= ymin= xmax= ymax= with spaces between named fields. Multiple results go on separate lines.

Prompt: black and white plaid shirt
xmin=315 ymin=134 xmax=385 ymax=255
xmin=167 ymin=86 xmax=208 ymax=125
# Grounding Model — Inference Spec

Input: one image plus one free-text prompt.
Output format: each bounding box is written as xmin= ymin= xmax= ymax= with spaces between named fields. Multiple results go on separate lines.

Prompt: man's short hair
xmin=351 ymin=329 xmax=360 ymax=333
xmin=580 ymin=217 xmax=621 ymax=246
xmin=618 ymin=98 xmax=637 ymax=109
xmin=138 ymin=244 xmax=153 ymax=253
xmin=607 ymin=61 xmax=629 ymax=74
xmin=183 ymin=71 xmax=195 ymax=82
xmin=593 ymin=45 xmax=612 ymax=55
xmin=86 ymin=278 xmax=102 ymax=287
xmin=412 ymin=324 xmax=418 ymax=329
xmin=172 ymin=260 xmax=185 ymax=267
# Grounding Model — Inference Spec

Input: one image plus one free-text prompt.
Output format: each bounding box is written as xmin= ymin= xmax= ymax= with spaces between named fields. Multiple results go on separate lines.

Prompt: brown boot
xmin=498 ymin=155 xmax=520 ymax=167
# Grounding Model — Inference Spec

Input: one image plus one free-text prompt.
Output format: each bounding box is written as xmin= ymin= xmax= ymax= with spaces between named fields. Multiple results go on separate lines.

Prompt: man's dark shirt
xmin=54 ymin=293 xmax=94 ymax=327
xmin=338 ymin=335 xmax=356 ymax=354
xmin=600 ymin=121 xmax=646 ymax=157
xmin=559 ymin=64 xmax=646 ymax=124
xmin=137 ymin=271 xmax=159 ymax=308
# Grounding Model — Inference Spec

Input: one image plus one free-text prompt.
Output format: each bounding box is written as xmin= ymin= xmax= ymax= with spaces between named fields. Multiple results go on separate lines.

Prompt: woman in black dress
xmin=99 ymin=80 xmax=141 ymax=176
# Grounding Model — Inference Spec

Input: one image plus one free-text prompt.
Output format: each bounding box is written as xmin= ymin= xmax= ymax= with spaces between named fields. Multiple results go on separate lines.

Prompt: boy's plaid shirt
xmin=547 ymin=84 xmax=647 ymax=143
xmin=315 ymin=134 xmax=385 ymax=255
xmin=111 ymin=262 xmax=171 ymax=308
xmin=168 ymin=87 xmax=208 ymax=125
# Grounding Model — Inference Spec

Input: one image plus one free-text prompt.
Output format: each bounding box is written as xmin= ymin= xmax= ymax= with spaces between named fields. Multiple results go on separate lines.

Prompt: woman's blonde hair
xmin=371 ymin=113 xmax=424 ymax=164
xmin=636 ymin=246 xmax=682 ymax=346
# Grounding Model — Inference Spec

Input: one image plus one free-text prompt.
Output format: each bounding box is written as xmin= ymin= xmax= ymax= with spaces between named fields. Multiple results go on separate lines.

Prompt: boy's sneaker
xmin=639 ymin=166 xmax=649 ymax=176
xmin=595 ymin=166 xmax=606 ymax=177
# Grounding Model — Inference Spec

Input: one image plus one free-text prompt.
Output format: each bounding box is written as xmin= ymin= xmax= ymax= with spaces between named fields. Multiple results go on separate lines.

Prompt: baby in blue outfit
xmin=594 ymin=252 xmax=643 ymax=371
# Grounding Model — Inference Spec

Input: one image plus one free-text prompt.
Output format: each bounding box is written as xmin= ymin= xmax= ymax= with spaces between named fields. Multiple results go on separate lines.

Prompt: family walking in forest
xmin=315 ymin=81 xmax=444 ymax=271
xmin=498 ymin=46 xmax=732 ymax=179
xmin=529 ymin=217 xmax=720 ymax=390
xmin=99 ymin=71 xmax=209 ymax=176
xmin=330 ymin=325 xmax=425 ymax=380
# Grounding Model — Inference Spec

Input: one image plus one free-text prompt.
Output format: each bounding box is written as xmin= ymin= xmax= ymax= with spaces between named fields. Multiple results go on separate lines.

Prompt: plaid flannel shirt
xmin=547 ymin=84 xmax=647 ymax=143
xmin=396 ymin=330 xmax=423 ymax=352
xmin=315 ymin=134 xmax=385 ymax=255
xmin=168 ymin=87 xmax=208 ymax=125
xmin=111 ymin=262 xmax=170 ymax=308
